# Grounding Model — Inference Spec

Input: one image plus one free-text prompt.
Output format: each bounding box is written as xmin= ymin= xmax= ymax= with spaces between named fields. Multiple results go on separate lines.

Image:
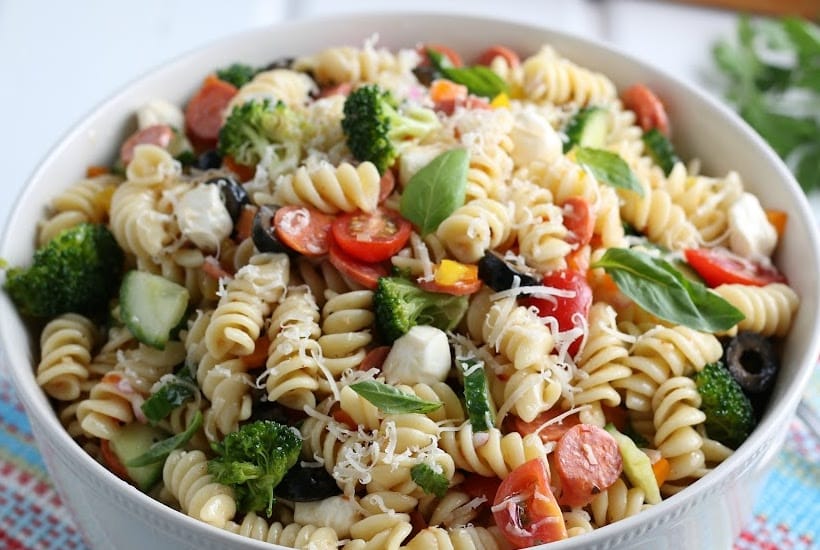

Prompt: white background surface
xmin=0 ymin=0 xmax=754 ymax=233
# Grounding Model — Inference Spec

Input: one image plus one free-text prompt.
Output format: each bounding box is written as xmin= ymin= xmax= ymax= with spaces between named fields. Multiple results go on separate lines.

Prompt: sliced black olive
xmin=246 ymin=395 xmax=291 ymax=425
xmin=276 ymin=463 xmax=341 ymax=502
xmin=195 ymin=150 xmax=223 ymax=170
xmin=724 ymin=331 xmax=779 ymax=395
xmin=477 ymin=251 xmax=540 ymax=291
xmin=252 ymin=204 xmax=293 ymax=255
xmin=412 ymin=65 xmax=439 ymax=87
xmin=204 ymin=175 xmax=249 ymax=222
xmin=265 ymin=56 xmax=296 ymax=71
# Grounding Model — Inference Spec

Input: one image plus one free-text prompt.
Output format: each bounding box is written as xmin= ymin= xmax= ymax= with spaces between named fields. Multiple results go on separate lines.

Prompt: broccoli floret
xmin=374 ymin=276 xmax=468 ymax=343
xmin=216 ymin=63 xmax=259 ymax=88
xmin=341 ymin=84 xmax=440 ymax=174
xmin=208 ymin=420 xmax=301 ymax=516
xmin=693 ymin=362 xmax=757 ymax=449
xmin=4 ymin=223 xmax=124 ymax=317
xmin=217 ymin=99 xmax=304 ymax=177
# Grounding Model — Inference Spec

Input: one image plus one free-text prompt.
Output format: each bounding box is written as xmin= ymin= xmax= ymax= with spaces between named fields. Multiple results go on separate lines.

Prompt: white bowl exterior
xmin=2 ymin=12 xmax=819 ymax=550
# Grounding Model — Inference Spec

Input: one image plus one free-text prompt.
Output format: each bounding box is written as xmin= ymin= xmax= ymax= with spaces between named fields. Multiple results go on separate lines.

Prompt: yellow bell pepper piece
xmin=434 ymin=259 xmax=478 ymax=286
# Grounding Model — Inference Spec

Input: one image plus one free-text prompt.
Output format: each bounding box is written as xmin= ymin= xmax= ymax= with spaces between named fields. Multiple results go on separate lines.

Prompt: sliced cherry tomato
xmin=621 ymin=83 xmax=670 ymax=136
xmin=120 ymin=124 xmax=174 ymax=166
xmin=514 ymin=408 xmax=581 ymax=443
xmin=223 ymin=154 xmax=256 ymax=182
xmin=521 ymin=269 xmax=593 ymax=357
xmin=555 ymin=424 xmax=623 ymax=508
xmin=417 ymin=43 xmax=463 ymax=67
xmin=562 ymin=197 xmax=595 ymax=248
xmin=100 ymin=439 xmax=131 ymax=482
xmin=274 ymin=205 xmax=335 ymax=257
xmin=379 ymin=169 xmax=396 ymax=203
xmin=359 ymin=345 xmax=391 ymax=372
xmin=684 ymin=247 xmax=786 ymax=287
xmin=331 ymin=207 xmax=412 ymax=263
xmin=462 ymin=473 xmax=502 ymax=503
xmin=475 ymin=45 xmax=521 ymax=68
xmin=493 ymin=458 xmax=567 ymax=547
xmin=602 ymin=404 xmax=629 ymax=433
xmin=328 ymin=239 xmax=390 ymax=290
xmin=185 ymin=74 xmax=238 ymax=152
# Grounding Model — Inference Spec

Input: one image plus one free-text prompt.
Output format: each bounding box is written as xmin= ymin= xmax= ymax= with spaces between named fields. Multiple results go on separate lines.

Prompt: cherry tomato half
xmin=331 ymin=207 xmax=412 ymax=263
xmin=684 ymin=247 xmax=786 ymax=287
xmin=621 ymin=83 xmax=670 ymax=136
xmin=492 ymin=458 xmax=567 ymax=547
xmin=521 ymin=269 xmax=593 ymax=357
xmin=328 ymin=239 xmax=390 ymax=290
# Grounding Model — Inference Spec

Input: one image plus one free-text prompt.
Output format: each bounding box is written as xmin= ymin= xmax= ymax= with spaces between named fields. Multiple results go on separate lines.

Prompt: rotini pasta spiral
xmin=227 ymin=68 xmax=316 ymax=112
xmin=439 ymin=422 xmax=547 ymax=479
xmin=196 ymin=353 xmax=253 ymax=441
xmin=162 ymin=449 xmax=236 ymax=528
xmin=589 ymin=477 xmax=649 ymax=527
xmin=437 ymin=198 xmax=513 ymax=264
xmin=517 ymin=45 xmax=617 ymax=106
xmin=223 ymin=513 xmax=339 ymax=549
xmin=36 ymin=313 xmax=97 ymax=401
xmin=125 ymin=144 xmax=181 ymax=186
xmin=712 ymin=282 xmax=798 ymax=337
xmin=38 ymin=173 xmax=121 ymax=245
xmin=318 ymin=290 xmax=374 ymax=377
xmin=509 ymin=179 xmax=571 ymax=272
xmin=652 ymin=376 xmax=707 ymax=485
xmin=270 ymin=160 xmax=381 ymax=214
xmin=403 ymin=525 xmax=506 ymax=549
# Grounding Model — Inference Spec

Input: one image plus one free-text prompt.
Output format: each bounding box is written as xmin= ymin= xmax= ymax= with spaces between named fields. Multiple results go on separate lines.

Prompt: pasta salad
xmin=5 ymin=37 xmax=800 ymax=549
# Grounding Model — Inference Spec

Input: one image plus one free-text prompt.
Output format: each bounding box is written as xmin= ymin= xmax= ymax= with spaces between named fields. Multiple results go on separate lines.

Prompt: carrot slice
xmin=652 ymin=457 xmax=671 ymax=487
xmin=765 ymin=209 xmax=787 ymax=237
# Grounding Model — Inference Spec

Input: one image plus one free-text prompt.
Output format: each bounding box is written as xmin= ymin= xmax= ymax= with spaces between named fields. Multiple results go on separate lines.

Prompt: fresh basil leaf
xmin=141 ymin=366 xmax=198 ymax=424
xmin=126 ymin=410 xmax=203 ymax=467
xmin=400 ymin=149 xmax=468 ymax=235
xmin=411 ymin=463 xmax=449 ymax=498
xmin=575 ymin=147 xmax=643 ymax=196
xmin=591 ymin=248 xmax=745 ymax=332
xmin=349 ymin=381 xmax=442 ymax=414
xmin=427 ymin=48 xmax=508 ymax=98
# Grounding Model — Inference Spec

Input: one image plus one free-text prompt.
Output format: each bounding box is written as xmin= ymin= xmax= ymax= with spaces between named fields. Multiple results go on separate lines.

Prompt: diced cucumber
xmin=564 ymin=106 xmax=609 ymax=152
xmin=120 ymin=270 xmax=189 ymax=350
xmin=642 ymin=128 xmax=680 ymax=176
xmin=459 ymin=358 xmax=495 ymax=432
xmin=605 ymin=423 xmax=661 ymax=505
xmin=109 ymin=423 xmax=170 ymax=491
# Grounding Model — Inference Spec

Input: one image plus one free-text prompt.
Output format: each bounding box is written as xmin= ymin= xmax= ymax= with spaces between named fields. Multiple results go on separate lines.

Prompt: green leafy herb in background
xmin=713 ymin=16 xmax=820 ymax=193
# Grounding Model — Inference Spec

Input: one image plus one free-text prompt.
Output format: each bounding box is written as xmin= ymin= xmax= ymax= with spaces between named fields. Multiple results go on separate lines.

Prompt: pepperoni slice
xmin=621 ymin=83 xmax=670 ymax=136
xmin=185 ymin=74 xmax=238 ymax=152
xmin=120 ymin=124 xmax=174 ymax=166
xmin=475 ymin=45 xmax=521 ymax=68
xmin=555 ymin=424 xmax=623 ymax=507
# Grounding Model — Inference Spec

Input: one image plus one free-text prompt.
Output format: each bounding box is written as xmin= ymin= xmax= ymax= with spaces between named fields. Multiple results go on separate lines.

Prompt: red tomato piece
xmin=684 ymin=247 xmax=786 ymax=287
xmin=359 ymin=346 xmax=391 ymax=372
xmin=462 ymin=473 xmax=502 ymax=503
xmin=417 ymin=43 xmax=463 ymax=67
xmin=184 ymin=74 xmax=238 ymax=152
xmin=100 ymin=439 xmax=131 ymax=482
xmin=554 ymin=424 xmax=623 ymax=508
xmin=331 ymin=207 xmax=412 ymax=263
xmin=562 ymin=197 xmax=595 ymax=248
xmin=492 ymin=458 xmax=567 ymax=547
xmin=621 ymin=83 xmax=670 ymax=136
xmin=120 ymin=124 xmax=174 ymax=166
xmin=521 ymin=269 xmax=593 ymax=357
xmin=514 ymin=408 xmax=581 ymax=443
xmin=328 ymin=239 xmax=390 ymax=290
xmin=274 ymin=205 xmax=335 ymax=257
xmin=475 ymin=45 xmax=521 ymax=68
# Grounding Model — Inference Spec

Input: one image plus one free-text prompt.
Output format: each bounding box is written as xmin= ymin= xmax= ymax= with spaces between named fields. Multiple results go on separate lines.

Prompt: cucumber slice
xmin=459 ymin=358 xmax=495 ymax=432
xmin=605 ymin=423 xmax=661 ymax=504
xmin=642 ymin=128 xmax=680 ymax=176
xmin=120 ymin=270 xmax=189 ymax=350
xmin=109 ymin=423 xmax=170 ymax=491
xmin=564 ymin=106 xmax=609 ymax=152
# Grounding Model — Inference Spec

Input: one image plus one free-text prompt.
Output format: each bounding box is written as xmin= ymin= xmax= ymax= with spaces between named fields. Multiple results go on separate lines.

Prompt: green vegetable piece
xmin=411 ymin=463 xmax=449 ymax=498
xmin=216 ymin=63 xmax=259 ymax=88
xmin=574 ymin=147 xmax=643 ymax=196
xmin=349 ymin=380 xmax=443 ymax=414
xmin=693 ymin=362 xmax=757 ymax=449
xmin=427 ymin=49 xmax=508 ymax=99
xmin=459 ymin=358 xmax=495 ymax=432
xmin=604 ymin=423 xmax=661 ymax=505
xmin=642 ymin=128 xmax=680 ymax=176
xmin=208 ymin=420 xmax=302 ymax=517
xmin=373 ymin=276 xmax=468 ymax=342
xmin=399 ymin=149 xmax=469 ymax=235
xmin=109 ymin=422 xmax=173 ymax=491
xmin=4 ymin=223 xmax=124 ymax=317
xmin=564 ymin=106 xmax=609 ymax=152
xmin=125 ymin=411 xmax=203 ymax=469
xmin=120 ymin=270 xmax=189 ymax=350
xmin=141 ymin=366 xmax=197 ymax=424
xmin=591 ymin=248 xmax=745 ymax=332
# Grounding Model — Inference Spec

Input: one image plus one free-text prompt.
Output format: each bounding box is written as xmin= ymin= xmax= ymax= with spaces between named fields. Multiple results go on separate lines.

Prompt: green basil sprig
xmin=400 ymin=148 xmax=468 ymax=235
xmin=591 ymin=248 xmax=745 ymax=332
xmin=575 ymin=147 xmax=644 ymax=196
xmin=349 ymin=380 xmax=443 ymax=414
xmin=126 ymin=410 xmax=203 ymax=468
xmin=141 ymin=365 xmax=198 ymax=424
xmin=427 ymin=49 xmax=508 ymax=99
xmin=410 ymin=463 xmax=449 ymax=498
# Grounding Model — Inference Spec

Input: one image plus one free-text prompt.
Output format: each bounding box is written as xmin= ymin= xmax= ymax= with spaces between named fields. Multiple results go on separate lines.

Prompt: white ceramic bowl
xmin=2 ymin=12 xmax=819 ymax=550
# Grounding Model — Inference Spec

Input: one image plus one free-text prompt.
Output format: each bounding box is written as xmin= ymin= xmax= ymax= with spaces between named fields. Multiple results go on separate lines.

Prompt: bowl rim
xmin=1 ymin=10 xmax=819 ymax=550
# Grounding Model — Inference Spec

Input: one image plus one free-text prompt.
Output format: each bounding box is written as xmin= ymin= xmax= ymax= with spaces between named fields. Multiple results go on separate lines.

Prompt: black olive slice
xmin=204 ymin=175 xmax=249 ymax=222
xmin=195 ymin=150 xmax=222 ymax=170
xmin=724 ymin=331 xmax=779 ymax=394
xmin=477 ymin=251 xmax=540 ymax=291
xmin=251 ymin=204 xmax=294 ymax=255
xmin=265 ymin=56 xmax=295 ymax=71
xmin=276 ymin=463 xmax=341 ymax=502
